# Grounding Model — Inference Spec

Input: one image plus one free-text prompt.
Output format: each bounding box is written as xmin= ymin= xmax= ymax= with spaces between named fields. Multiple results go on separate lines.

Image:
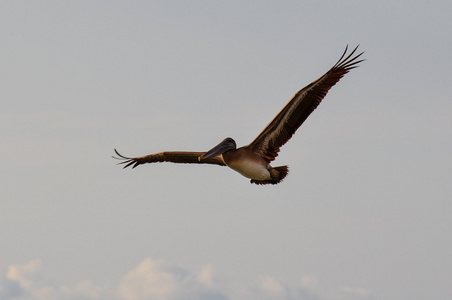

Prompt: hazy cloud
xmin=258 ymin=275 xmax=285 ymax=294
xmin=0 ymin=258 xmax=373 ymax=300
xmin=0 ymin=259 xmax=226 ymax=300
xmin=118 ymin=258 xmax=177 ymax=300
xmin=197 ymin=264 xmax=214 ymax=287
xmin=301 ymin=275 xmax=318 ymax=291
xmin=0 ymin=277 xmax=24 ymax=300
xmin=1 ymin=260 xmax=104 ymax=300
xmin=117 ymin=258 xmax=227 ymax=300
xmin=6 ymin=259 xmax=40 ymax=290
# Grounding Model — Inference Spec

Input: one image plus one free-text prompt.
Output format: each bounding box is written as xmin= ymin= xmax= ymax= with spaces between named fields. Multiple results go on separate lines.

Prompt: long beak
xmin=199 ymin=140 xmax=234 ymax=161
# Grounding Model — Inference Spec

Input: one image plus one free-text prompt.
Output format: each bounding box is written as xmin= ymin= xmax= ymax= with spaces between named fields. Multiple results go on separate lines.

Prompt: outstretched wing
xmin=248 ymin=45 xmax=364 ymax=162
xmin=113 ymin=149 xmax=226 ymax=169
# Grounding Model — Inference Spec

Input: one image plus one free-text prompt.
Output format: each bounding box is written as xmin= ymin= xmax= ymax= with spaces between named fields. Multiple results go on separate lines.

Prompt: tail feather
xmin=250 ymin=165 xmax=289 ymax=185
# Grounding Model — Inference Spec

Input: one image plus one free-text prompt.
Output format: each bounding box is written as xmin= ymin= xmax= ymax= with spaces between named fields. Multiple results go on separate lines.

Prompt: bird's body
xmin=114 ymin=45 xmax=364 ymax=185
xmin=222 ymin=148 xmax=273 ymax=181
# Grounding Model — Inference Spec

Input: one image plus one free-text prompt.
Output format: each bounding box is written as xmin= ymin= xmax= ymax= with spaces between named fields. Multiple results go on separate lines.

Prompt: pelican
xmin=114 ymin=45 xmax=364 ymax=185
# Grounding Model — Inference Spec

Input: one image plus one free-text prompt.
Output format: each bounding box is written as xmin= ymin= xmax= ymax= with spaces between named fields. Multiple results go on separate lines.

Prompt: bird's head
xmin=199 ymin=137 xmax=236 ymax=161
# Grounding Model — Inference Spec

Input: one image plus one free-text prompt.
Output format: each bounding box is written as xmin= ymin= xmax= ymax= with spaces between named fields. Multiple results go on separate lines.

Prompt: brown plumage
xmin=247 ymin=45 xmax=364 ymax=163
xmin=113 ymin=149 xmax=225 ymax=168
xmin=113 ymin=45 xmax=364 ymax=185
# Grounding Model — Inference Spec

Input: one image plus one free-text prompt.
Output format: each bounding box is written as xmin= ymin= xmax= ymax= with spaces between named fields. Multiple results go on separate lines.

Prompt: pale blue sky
xmin=1 ymin=1 xmax=451 ymax=300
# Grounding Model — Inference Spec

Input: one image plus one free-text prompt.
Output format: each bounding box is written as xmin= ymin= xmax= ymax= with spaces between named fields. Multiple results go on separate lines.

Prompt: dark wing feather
xmin=113 ymin=149 xmax=226 ymax=169
xmin=248 ymin=45 xmax=364 ymax=162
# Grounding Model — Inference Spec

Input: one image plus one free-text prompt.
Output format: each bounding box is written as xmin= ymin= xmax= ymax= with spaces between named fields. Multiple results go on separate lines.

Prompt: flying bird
xmin=114 ymin=45 xmax=364 ymax=185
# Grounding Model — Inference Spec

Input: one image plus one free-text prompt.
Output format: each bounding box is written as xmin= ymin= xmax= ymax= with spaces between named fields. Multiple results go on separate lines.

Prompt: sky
xmin=1 ymin=1 xmax=451 ymax=299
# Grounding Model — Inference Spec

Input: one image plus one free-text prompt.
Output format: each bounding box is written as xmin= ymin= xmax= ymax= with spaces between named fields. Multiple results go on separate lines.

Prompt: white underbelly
xmin=227 ymin=161 xmax=271 ymax=180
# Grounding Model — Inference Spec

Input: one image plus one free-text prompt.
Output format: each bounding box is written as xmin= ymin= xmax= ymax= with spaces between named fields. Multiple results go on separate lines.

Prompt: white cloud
xmin=1 ymin=260 xmax=104 ymax=300
xmin=1 ymin=258 xmax=227 ymax=300
xmin=117 ymin=258 xmax=227 ymax=300
xmin=1 ymin=258 xmax=369 ymax=300
xmin=252 ymin=274 xmax=325 ymax=300
xmin=301 ymin=275 xmax=318 ymax=291
xmin=197 ymin=264 xmax=214 ymax=287
xmin=258 ymin=275 xmax=285 ymax=294
xmin=118 ymin=258 xmax=177 ymax=300
xmin=6 ymin=259 xmax=41 ymax=289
